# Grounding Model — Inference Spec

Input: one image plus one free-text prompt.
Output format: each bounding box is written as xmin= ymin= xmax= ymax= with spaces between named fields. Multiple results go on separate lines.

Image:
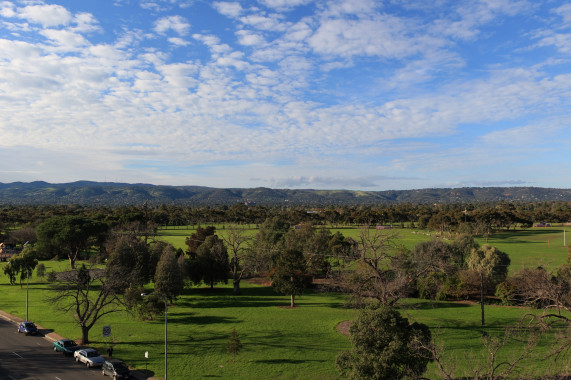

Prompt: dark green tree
xmin=336 ymin=306 xmax=432 ymax=380
xmin=185 ymin=225 xmax=216 ymax=257
xmin=106 ymin=235 xmax=151 ymax=285
xmin=154 ymin=245 xmax=184 ymax=302
xmin=35 ymin=216 xmax=108 ymax=269
xmin=187 ymin=235 xmax=229 ymax=289
xmin=270 ymin=249 xmax=311 ymax=307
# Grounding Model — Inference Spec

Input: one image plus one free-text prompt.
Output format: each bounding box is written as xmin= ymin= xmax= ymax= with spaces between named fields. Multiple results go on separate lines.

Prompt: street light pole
xmin=163 ymin=296 xmax=167 ymax=380
xmin=142 ymin=293 xmax=168 ymax=380
xmin=26 ymin=268 xmax=29 ymax=321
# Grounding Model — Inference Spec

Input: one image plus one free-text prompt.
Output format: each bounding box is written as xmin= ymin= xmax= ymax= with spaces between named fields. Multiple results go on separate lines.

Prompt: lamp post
xmin=24 ymin=242 xmax=30 ymax=321
xmin=142 ymin=293 xmax=168 ymax=380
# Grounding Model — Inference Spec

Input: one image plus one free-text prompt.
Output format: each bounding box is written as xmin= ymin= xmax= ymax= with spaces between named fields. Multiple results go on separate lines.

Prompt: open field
xmin=157 ymin=225 xmax=570 ymax=272
xmin=0 ymin=226 xmax=569 ymax=379
xmin=1 ymin=267 xmax=569 ymax=378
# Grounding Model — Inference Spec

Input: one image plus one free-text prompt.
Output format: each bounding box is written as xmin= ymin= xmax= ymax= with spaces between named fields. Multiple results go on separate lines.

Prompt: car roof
xmin=82 ymin=348 xmax=98 ymax=353
xmin=106 ymin=359 xmax=125 ymax=364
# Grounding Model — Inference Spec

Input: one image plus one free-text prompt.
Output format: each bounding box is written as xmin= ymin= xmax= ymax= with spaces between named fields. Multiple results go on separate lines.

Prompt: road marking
xmin=8 ymin=376 xmax=16 ymax=380
xmin=55 ymin=377 xmax=62 ymax=380
xmin=11 ymin=352 xmax=23 ymax=359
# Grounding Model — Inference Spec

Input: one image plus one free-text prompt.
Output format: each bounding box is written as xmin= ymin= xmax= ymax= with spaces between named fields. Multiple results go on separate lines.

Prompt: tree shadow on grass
xmin=255 ymin=358 xmax=326 ymax=364
xmin=402 ymin=301 xmax=472 ymax=310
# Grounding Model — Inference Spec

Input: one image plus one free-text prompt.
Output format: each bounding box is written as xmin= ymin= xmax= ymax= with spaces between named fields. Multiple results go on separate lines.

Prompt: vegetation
xmin=0 ymin=201 xmax=569 ymax=379
xmin=336 ymin=305 xmax=432 ymax=379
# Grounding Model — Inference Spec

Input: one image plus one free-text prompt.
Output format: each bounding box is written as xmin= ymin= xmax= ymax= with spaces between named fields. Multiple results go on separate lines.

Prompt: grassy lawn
xmin=1 ymin=226 xmax=569 ymax=379
xmin=2 ymin=264 xmax=569 ymax=379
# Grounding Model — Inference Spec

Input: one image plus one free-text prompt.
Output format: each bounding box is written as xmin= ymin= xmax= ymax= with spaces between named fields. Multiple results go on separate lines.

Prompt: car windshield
xmin=63 ymin=341 xmax=76 ymax=347
xmin=86 ymin=351 xmax=99 ymax=357
xmin=24 ymin=323 xmax=34 ymax=328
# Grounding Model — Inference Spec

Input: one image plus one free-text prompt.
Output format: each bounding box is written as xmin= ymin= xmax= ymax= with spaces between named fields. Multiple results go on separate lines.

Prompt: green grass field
xmin=0 ymin=226 xmax=569 ymax=379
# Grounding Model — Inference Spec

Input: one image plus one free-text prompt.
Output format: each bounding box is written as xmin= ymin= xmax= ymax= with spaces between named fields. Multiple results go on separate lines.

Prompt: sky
xmin=0 ymin=0 xmax=570 ymax=191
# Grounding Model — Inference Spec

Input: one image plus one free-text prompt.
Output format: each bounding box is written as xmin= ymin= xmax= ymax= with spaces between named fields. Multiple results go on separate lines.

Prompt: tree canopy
xmin=336 ymin=305 xmax=432 ymax=380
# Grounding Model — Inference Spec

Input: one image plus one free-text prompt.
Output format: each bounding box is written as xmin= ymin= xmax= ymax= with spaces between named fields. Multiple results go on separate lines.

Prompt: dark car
xmin=17 ymin=321 xmax=38 ymax=335
xmin=53 ymin=339 xmax=80 ymax=356
xmin=101 ymin=359 xmax=131 ymax=379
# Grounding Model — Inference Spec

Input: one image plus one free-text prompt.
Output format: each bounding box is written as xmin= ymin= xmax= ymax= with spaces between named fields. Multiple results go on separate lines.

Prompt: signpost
xmin=103 ymin=325 xmax=111 ymax=337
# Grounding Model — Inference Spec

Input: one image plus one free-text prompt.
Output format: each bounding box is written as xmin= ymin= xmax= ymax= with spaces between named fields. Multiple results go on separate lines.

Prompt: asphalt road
xmin=0 ymin=318 xmax=102 ymax=380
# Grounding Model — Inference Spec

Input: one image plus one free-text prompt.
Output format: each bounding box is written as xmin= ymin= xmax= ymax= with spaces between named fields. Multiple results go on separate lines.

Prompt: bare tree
xmin=48 ymin=265 xmax=131 ymax=344
xmin=221 ymin=225 xmax=252 ymax=295
xmin=471 ymin=327 xmax=540 ymax=380
xmin=342 ymin=227 xmax=412 ymax=306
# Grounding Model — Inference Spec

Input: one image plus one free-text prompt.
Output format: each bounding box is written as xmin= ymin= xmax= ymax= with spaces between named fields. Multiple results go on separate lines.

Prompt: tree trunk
xmin=81 ymin=325 xmax=89 ymax=345
xmin=69 ymin=255 xmax=75 ymax=269
xmin=290 ymin=294 xmax=295 ymax=308
xmin=233 ymin=279 xmax=241 ymax=295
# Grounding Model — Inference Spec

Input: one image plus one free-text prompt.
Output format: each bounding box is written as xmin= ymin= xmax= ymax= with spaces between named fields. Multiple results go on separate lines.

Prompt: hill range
xmin=0 ymin=181 xmax=569 ymax=206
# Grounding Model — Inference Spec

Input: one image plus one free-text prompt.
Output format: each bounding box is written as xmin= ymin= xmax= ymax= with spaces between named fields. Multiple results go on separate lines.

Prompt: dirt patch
xmin=337 ymin=320 xmax=351 ymax=337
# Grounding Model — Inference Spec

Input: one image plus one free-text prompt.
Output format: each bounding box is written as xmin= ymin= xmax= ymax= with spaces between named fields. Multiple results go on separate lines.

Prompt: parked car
xmin=101 ymin=359 xmax=131 ymax=379
xmin=53 ymin=339 xmax=80 ymax=356
xmin=74 ymin=348 xmax=105 ymax=368
xmin=17 ymin=321 xmax=38 ymax=335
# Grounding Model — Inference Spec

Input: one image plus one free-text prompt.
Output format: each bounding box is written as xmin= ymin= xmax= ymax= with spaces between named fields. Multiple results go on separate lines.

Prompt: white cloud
xmin=167 ymin=37 xmax=190 ymax=46
xmin=213 ymin=1 xmax=243 ymax=18
xmin=40 ymin=29 xmax=90 ymax=49
xmin=235 ymin=29 xmax=265 ymax=46
xmin=17 ymin=4 xmax=72 ymax=27
xmin=257 ymin=0 xmax=313 ymax=11
xmin=154 ymin=15 xmax=190 ymax=36
xmin=308 ymin=16 xmax=422 ymax=59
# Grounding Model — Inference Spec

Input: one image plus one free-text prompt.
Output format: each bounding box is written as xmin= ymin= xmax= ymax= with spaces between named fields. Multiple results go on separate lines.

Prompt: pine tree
xmin=226 ymin=327 xmax=243 ymax=362
xmin=271 ymin=249 xmax=311 ymax=307
xmin=154 ymin=246 xmax=184 ymax=302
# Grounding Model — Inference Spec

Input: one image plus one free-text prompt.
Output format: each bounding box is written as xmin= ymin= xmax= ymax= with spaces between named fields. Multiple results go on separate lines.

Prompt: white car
xmin=74 ymin=348 xmax=105 ymax=368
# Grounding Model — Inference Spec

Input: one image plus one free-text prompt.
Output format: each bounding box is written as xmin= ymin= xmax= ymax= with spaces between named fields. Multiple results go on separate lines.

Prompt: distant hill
xmin=0 ymin=181 xmax=569 ymax=206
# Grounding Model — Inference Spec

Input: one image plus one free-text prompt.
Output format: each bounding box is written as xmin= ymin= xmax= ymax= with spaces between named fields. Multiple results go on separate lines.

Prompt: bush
xmin=495 ymin=281 xmax=516 ymax=305
xmin=46 ymin=270 xmax=57 ymax=282
xmin=36 ymin=263 xmax=46 ymax=278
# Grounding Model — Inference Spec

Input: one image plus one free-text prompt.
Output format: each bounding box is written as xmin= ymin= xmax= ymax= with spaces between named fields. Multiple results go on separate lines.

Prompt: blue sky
xmin=0 ymin=0 xmax=569 ymax=190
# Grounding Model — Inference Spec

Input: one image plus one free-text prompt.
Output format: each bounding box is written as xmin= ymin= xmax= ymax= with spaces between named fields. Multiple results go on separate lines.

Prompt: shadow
xmin=402 ymin=301 xmax=472 ymax=310
xmin=256 ymin=359 xmax=326 ymax=364
xmin=38 ymin=328 xmax=54 ymax=336
xmin=132 ymin=369 xmax=155 ymax=379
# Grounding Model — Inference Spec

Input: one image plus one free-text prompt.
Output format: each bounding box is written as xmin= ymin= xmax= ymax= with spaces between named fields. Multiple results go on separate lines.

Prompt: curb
xmin=0 ymin=309 xmax=153 ymax=380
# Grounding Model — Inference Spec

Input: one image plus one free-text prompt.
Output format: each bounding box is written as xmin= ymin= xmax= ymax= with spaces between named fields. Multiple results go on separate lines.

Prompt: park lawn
xmin=157 ymin=225 xmax=569 ymax=273
xmin=475 ymin=228 xmax=569 ymax=272
xmin=2 ymin=261 xmax=570 ymax=379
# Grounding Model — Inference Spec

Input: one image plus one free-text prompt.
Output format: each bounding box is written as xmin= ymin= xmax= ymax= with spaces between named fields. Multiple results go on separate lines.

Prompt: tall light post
xmin=24 ymin=242 xmax=30 ymax=321
xmin=142 ymin=293 xmax=168 ymax=380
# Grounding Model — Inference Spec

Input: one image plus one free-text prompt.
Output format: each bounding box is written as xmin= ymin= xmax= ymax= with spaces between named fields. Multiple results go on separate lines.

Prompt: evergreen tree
xmin=271 ymin=249 xmax=310 ymax=307
xmin=154 ymin=246 xmax=184 ymax=302
xmin=226 ymin=327 xmax=243 ymax=362
xmin=187 ymin=235 xmax=229 ymax=289
xmin=336 ymin=306 xmax=432 ymax=380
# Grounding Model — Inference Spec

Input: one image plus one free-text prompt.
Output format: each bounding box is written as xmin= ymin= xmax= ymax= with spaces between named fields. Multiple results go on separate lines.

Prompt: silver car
xmin=74 ymin=348 xmax=105 ymax=368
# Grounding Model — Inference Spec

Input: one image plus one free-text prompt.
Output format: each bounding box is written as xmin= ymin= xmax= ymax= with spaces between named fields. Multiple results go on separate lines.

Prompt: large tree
xmin=270 ymin=249 xmax=310 ymax=307
xmin=35 ymin=216 xmax=108 ymax=269
xmin=187 ymin=235 xmax=229 ymax=289
xmin=106 ymin=234 xmax=152 ymax=286
xmin=343 ymin=227 xmax=412 ymax=306
xmin=222 ymin=225 xmax=252 ymax=295
xmin=154 ymin=245 xmax=184 ymax=301
xmin=49 ymin=264 xmax=131 ymax=344
xmin=336 ymin=306 xmax=432 ymax=380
